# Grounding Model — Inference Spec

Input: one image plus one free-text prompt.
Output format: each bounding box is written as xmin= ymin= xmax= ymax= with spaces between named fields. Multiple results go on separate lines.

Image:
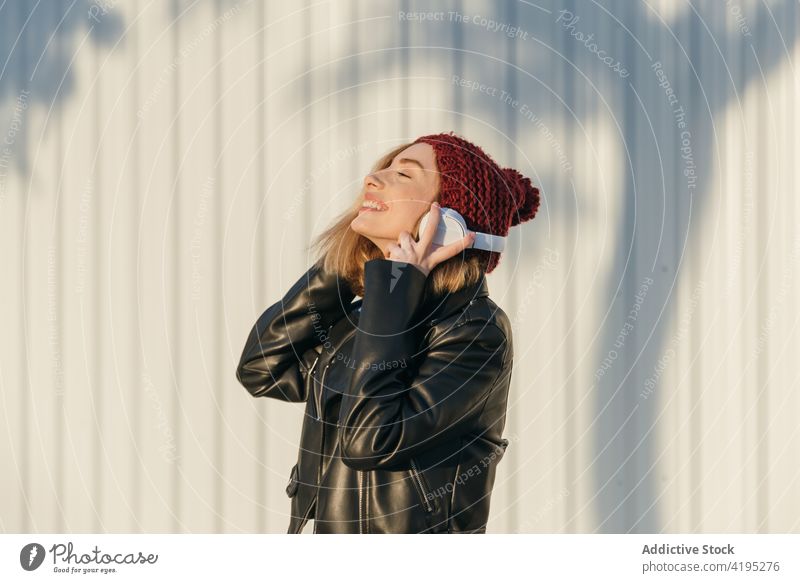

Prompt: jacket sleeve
xmin=337 ymin=258 xmax=509 ymax=471
xmin=236 ymin=258 xmax=356 ymax=401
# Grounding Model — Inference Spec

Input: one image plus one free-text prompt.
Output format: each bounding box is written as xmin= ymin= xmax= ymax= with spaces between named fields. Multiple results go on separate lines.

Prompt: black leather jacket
xmin=236 ymin=258 xmax=513 ymax=533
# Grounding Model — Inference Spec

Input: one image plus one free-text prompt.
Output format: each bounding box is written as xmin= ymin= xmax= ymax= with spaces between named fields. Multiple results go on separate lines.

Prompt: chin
xmin=348 ymin=218 xmax=368 ymax=237
xmin=350 ymin=215 xmax=388 ymax=239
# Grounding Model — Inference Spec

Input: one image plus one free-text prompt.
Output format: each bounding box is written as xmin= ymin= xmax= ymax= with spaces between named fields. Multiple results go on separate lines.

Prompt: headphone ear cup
xmin=419 ymin=208 xmax=467 ymax=247
xmin=439 ymin=214 xmax=467 ymax=246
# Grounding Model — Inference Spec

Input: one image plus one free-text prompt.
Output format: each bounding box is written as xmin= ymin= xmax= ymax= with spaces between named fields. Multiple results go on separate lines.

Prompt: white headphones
xmin=417 ymin=207 xmax=506 ymax=253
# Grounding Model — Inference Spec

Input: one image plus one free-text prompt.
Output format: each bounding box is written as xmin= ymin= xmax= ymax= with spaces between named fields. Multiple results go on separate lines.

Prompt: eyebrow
xmin=394 ymin=157 xmax=425 ymax=170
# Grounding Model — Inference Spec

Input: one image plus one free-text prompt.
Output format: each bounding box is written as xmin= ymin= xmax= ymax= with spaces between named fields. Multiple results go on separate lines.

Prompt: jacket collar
xmin=413 ymin=270 xmax=490 ymax=326
xmin=349 ymin=268 xmax=490 ymax=327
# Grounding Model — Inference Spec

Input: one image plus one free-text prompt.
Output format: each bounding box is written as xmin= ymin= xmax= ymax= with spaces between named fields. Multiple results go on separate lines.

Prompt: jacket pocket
xmin=408 ymin=457 xmax=435 ymax=513
xmin=285 ymin=463 xmax=300 ymax=498
xmin=446 ymin=434 xmax=509 ymax=532
xmin=472 ymin=433 xmax=509 ymax=457
xmin=463 ymin=433 xmax=510 ymax=462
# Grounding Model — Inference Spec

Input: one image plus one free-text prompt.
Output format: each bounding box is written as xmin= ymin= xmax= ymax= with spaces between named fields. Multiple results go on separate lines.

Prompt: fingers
xmin=387 ymin=232 xmax=416 ymax=262
xmin=417 ymin=202 xmax=441 ymax=252
xmin=399 ymin=231 xmax=415 ymax=251
xmin=397 ymin=232 xmax=413 ymax=259
xmin=427 ymin=231 xmax=475 ymax=266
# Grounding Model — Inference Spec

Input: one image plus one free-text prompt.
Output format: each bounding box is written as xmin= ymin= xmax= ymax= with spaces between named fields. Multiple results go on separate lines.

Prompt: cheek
xmin=389 ymin=205 xmax=423 ymax=234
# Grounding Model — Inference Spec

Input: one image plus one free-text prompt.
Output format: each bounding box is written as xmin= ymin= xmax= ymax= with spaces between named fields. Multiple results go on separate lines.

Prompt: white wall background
xmin=0 ymin=0 xmax=798 ymax=534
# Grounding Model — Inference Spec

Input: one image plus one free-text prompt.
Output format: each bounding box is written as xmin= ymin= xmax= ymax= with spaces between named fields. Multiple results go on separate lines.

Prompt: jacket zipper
xmin=308 ymin=352 xmax=325 ymax=530
xmin=312 ymin=324 xmax=357 ymax=423
xmin=315 ymin=361 xmax=332 ymax=422
xmin=358 ymin=470 xmax=365 ymax=533
xmin=307 ymin=354 xmax=321 ymax=419
xmin=308 ymin=317 xmax=360 ymax=530
xmin=410 ymin=458 xmax=433 ymax=512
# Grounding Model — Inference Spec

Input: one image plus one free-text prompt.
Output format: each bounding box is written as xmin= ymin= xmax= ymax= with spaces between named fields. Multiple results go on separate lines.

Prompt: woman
xmin=236 ymin=131 xmax=540 ymax=533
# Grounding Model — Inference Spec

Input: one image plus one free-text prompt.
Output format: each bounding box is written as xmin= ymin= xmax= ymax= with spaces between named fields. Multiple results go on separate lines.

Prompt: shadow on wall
xmin=0 ymin=0 xmax=249 ymax=176
xmin=0 ymin=0 xmax=124 ymax=174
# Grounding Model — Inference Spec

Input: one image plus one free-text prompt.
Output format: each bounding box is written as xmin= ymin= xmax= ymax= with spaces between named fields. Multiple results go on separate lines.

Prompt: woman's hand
xmin=384 ymin=202 xmax=476 ymax=277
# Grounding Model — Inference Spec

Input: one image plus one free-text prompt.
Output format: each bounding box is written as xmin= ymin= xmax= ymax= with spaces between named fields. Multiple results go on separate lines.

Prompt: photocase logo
xmin=20 ymin=543 xmax=46 ymax=571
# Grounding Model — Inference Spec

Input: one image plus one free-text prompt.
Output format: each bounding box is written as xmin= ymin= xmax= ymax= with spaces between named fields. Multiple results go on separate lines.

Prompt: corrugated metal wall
xmin=0 ymin=0 xmax=797 ymax=534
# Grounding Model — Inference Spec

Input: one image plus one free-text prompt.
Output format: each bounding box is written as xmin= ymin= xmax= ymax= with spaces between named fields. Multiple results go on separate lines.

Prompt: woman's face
xmin=350 ymin=142 xmax=440 ymax=257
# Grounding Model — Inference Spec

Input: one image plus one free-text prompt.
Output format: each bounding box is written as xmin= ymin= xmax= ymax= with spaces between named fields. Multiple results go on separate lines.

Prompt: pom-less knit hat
xmin=412 ymin=131 xmax=541 ymax=273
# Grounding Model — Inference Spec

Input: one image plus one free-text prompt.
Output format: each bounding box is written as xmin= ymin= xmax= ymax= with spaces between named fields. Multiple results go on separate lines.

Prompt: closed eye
xmin=397 ymin=171 xmax=410 ymax=178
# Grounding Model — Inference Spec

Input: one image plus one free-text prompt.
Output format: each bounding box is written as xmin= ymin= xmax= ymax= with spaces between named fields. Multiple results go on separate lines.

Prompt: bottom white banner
xmin=1 ymin=534 xmax=797 ymax=582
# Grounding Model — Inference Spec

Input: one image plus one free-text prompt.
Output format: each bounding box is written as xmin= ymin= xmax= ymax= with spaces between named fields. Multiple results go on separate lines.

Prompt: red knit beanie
xmin=412 ymin=131 xmax=541 ymax=273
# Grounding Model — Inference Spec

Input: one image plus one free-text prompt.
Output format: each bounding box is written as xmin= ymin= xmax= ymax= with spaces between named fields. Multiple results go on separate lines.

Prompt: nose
xmin=363 ymin=171 xmax=383 ymax=190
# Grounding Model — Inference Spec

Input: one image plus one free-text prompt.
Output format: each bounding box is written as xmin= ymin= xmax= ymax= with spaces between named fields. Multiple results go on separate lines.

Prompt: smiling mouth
xmin=360 ymin=200 xmax=389 ymax=212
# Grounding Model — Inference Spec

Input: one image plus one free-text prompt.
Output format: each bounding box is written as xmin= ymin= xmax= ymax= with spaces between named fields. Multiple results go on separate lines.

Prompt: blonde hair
xmin=307 ymin=141 xmax=487 ymax=297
